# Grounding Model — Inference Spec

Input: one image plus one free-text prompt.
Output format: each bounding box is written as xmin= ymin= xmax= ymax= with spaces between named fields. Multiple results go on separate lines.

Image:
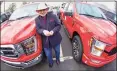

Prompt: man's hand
xmin=43 ymin=30 xmax=51 ymax=36
xmin=50 ymin=31 xmax=54 ymax=36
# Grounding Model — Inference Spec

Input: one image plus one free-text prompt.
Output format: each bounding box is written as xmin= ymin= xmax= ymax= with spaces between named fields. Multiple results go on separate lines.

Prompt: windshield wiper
xmin=96 ymin=17 xmax=107 ymax=20
xmin=80 ymin=14 xmax=96 ymax=17
xmin=9 ymin=19 xmax=15 ymax=21
xmin=15 ymin=16 xmax=30 ymax=20
xmin=80 ymin=14 xmax=106 ymax=20
xmin=9 ymin=15 xmax=30 ymax=21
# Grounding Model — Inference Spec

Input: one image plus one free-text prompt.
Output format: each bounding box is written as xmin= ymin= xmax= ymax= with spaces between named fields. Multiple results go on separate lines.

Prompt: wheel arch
xmin=72 ymin=31 xmax=80 ymax=39
xmin=72 ymin=31 xmax=84 ymax=53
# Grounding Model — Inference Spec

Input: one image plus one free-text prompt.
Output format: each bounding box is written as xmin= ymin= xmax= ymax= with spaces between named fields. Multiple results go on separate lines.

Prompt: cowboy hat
xmin=36 ymin=3 xmax=49 ymax=11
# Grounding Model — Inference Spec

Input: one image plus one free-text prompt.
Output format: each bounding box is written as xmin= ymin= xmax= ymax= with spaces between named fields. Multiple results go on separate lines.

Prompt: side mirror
xmin=64 ymin=12 xmax=73 ymax=17
xmin=2 ymin=14 xmax=8 ymax=22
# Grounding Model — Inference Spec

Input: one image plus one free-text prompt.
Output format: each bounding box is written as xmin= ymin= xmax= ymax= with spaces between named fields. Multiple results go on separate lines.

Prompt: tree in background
xmin=6 ymin=3 xmax=16 ymax=13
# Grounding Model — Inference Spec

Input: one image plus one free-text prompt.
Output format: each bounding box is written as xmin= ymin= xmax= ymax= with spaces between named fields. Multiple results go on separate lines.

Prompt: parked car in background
xmin=60 ymin=2 xmax=116 ymax=67
xmin=59 ymin=2 xmax=69 ymax=22
xmin=0 ymin=3 xmax=43 ymax=68
xmin=52 ymin=6 xmax=60 ymax=18
xmin=99 ymin=8 xmax=117 ymax=25
xmin=93 ymin=3 xmax=117 ymax=25
xmin=0 ymin=12 xmax=11 ymax=24
xmin=61 ymin=2 xmax=67 ymax=9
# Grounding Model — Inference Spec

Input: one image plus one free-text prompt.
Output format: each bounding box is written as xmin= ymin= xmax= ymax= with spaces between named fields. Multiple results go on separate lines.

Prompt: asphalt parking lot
xmin=1 ymin=25 xmax=116 ymax=71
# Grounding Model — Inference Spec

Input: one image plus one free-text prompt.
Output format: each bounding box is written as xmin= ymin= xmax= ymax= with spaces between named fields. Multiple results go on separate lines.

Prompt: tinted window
xmin=99 ymin=8 xmax=117 ymax=23
xmin=105 ymin=11 xmax=115 ymax=19
xmin=99 ymin=8 xmax=107 ymax=14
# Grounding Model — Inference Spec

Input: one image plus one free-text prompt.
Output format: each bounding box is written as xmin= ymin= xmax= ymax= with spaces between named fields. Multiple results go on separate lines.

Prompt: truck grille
xmin=0 ymin=45 xmax=19 ymax=58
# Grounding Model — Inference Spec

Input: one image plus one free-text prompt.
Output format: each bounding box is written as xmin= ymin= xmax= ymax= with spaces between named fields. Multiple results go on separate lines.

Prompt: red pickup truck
xmin=60 ymin=2 xmax=117 ymax=67
xmin=0 ymin=3 xmax=43 ymax=68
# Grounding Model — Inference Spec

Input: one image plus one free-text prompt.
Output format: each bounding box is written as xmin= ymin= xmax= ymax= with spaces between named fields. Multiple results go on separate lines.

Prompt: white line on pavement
xmin=52 ymin=44 xmax=73 ymax=62
xmin=52 ymin=44 xmax=64 ymax=62
xmin=53 ymin=56 xmax=73 ymax=62
xmin=60 ymin=44 xmax=64 ymax=62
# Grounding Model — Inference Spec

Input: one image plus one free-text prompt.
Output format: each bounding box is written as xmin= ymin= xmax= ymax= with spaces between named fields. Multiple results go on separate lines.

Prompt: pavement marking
xmin=52 ymin=44 xmax=73 ymax=62
xmin=62 ymin=56 xmax=73 ymax=60
xmin=60 ymin=44 xmax=64 ymax=62
xmin=52 ymin=44 xmax=64 ymax=62
xmin=53 ymin=56 xmax=73 ymax=62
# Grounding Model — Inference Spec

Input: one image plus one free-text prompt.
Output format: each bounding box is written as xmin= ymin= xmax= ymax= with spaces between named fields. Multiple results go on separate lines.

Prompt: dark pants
xmin=44 ymin=44 xmax=60 ymax=64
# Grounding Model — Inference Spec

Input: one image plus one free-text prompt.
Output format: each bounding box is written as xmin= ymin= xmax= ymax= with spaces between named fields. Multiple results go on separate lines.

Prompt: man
xmin=35 ymin=3 xmax=62 ymax=68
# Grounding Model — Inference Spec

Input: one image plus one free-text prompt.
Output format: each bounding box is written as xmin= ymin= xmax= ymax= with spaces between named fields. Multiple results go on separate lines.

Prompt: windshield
xmin=9 ymin=4 xmax=39 ymax=20
xmin=76 ymin=3 xmax=107 ymax=19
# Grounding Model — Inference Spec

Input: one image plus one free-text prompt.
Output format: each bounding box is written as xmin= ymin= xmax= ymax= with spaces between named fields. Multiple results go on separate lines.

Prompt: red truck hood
xmin=0 ymin=16 xmax=37 ymax=45
xmin=79 ymin=15 xmax=116 ymax=44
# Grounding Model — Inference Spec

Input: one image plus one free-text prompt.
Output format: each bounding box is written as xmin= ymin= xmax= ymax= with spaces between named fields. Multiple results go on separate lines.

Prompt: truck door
xmin=60 ymin=3 xmax=70 ymax=25
xmin=64 ymin=3 xmax=74 ymax=37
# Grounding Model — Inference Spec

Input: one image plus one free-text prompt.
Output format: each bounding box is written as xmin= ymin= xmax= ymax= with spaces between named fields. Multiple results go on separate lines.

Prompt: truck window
xmin=64 ymin=3 xmax=70 ymax=11
xmin=66 ymin=3 xmax=74 ymax=13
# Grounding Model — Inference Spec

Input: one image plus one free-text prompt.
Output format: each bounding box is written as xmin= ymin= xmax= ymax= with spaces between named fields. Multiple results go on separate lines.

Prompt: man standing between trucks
xmin=35 ymin=3 xmax=62 ymax=68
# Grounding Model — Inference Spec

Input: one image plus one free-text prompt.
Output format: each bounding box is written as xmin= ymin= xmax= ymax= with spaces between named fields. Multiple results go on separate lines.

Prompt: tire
xmin=72 ymin=35 xmax=83 ymax=62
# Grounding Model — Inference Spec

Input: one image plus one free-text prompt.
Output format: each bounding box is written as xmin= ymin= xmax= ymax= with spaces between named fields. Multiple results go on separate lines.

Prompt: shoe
xmin=56 ymin=60 xmax=60 ymax=65
xmin=49 ymin=63 xmax=53 ymax=68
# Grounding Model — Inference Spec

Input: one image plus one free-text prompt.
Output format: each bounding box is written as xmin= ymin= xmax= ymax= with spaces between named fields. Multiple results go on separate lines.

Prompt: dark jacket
xmin=35 ymin=11 xmax=62 ymax=48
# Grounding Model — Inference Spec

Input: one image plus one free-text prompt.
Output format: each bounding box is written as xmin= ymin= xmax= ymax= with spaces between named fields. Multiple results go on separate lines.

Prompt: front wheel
xmin=72 ymin=35 xmax=83 ymax=62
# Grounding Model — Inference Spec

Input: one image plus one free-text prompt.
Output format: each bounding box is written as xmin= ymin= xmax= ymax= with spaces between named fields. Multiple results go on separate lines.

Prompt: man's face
xmin=36 ymin=8 xmax=49 ymax=17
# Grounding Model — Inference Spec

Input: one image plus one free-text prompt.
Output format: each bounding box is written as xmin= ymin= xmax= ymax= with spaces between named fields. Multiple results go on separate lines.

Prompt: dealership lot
xmin=1 ymin=25 xmax=116 ymax=71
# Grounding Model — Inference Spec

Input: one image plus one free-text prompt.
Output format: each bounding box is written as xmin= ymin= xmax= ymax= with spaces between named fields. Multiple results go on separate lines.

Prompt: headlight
xmin=20 ymin=36 xmax=37 ymax=55
xmin=90 ymin=38 xmax=106 ymax=56
xmin=14 ymin=44 xmax=25 ymax=56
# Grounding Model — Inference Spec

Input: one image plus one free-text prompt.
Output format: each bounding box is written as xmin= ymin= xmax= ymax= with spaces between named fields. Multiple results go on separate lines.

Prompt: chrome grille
xmin=0 ymin=36 xmax=37 ymax=58
xmin=0 ymin=45 xmax=19 ymax=58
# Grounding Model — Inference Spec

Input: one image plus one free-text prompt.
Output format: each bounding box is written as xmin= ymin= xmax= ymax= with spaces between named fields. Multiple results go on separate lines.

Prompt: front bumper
xmin=82 ymin=53 xmax=116 ymax=67
xmin=2 ymin=53 xmax=43 ymax=69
